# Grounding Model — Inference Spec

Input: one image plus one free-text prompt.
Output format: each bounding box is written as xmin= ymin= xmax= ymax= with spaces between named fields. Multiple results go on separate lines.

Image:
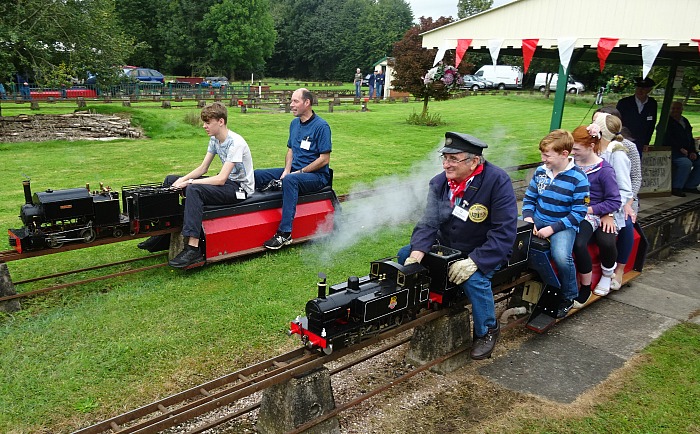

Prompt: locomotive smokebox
xmin=22 ymin=180 xmax=33 ymax=205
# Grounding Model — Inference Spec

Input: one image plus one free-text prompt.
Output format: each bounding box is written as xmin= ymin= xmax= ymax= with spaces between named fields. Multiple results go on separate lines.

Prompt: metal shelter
xmin=420 ymin=0 xmax=700 ymax=140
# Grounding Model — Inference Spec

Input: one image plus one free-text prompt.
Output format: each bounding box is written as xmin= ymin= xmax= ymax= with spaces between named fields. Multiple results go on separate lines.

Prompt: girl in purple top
xmin=571 ymin=125 xmax=622 ymax=308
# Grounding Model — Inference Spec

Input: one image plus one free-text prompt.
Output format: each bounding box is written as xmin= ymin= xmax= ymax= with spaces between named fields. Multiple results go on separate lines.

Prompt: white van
xmin=474 ymin=65 xmax=523 ymax=90
xmin=534 ymin=73 xmax=585 ymax=94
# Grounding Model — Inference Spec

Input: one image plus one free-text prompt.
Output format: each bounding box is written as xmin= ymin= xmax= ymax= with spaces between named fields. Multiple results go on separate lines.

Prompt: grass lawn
xmin=1 ymin=93 xmax=699 ymax=433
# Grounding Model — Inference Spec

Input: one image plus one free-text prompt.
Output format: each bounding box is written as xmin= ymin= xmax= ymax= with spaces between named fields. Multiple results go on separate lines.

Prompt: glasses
xmin=440 ymin=155 xmax=471 ymax=165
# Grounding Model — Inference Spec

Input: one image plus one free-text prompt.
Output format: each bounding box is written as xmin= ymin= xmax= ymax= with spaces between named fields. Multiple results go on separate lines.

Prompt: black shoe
xmin=470 ymin=324 xmax=499 ymax=360
xmin=556 ymin=298 xmax=574 ymax=319
xmin=260 ymin=179 xmax=282 ymax=192
xmin=168 ymin=247 xmax=205 ymax=268
xmin=682 ymin=188 xmax=700 ymax=194
xmin=672 ymin=189 xmax=686 ymax=197
xmin=572 ymin=285 xmax=591 ymax=309
xmin=137 ymin=234 xmax=170 ymax=252
xmin=263 ymin=232 xmax=293 ymax=250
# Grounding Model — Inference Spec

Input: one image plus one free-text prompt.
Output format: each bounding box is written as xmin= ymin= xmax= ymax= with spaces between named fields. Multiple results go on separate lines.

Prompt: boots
xmin=593 ymin=262 xmax=616 ymax=296
xmin=470 ymin=324 xmax=500 ymax=360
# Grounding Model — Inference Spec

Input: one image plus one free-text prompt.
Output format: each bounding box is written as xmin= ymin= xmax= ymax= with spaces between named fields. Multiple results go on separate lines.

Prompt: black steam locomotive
xmin=8 ymin=180 xmax=183 ymax=253
xmin=290 ymin=220 xmax=648 ymax=353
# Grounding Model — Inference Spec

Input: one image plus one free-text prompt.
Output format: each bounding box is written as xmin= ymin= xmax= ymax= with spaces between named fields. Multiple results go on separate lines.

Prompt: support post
xmin=405 ymin=307 xmax=471 ymax=374
xmin=0 ymin=263 xmax=21 ymax=313
xmin=257 ymin=367 xmax=340 ymax=434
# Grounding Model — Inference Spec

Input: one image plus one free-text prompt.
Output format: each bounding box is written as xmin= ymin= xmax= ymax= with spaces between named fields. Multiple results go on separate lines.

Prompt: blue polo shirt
xmin=287 ymin=112 xmax=332 ymax=176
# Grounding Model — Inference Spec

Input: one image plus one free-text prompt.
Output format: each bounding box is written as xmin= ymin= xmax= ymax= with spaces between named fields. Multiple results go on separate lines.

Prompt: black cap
xmin=635 ymin=77 xmax=655 ymax=88
xmin=439 ymin=132 xmax=488 ymax=155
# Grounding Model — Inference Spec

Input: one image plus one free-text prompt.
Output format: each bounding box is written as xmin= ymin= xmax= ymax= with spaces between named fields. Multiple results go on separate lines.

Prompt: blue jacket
xmin=410 ymin=162 xmax=518 ymax=275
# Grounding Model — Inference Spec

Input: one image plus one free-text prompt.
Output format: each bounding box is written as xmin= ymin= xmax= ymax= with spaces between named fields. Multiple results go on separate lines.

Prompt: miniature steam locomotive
xmin=8 ymin=180 xmax=183 ymax=252
xmin=290 ymin=220 xmax=648 ymax=353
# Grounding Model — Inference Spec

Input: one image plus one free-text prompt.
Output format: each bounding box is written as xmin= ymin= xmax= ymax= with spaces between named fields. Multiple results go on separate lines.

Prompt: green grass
xmin=1 ymin=93 xmax=699 ymax=433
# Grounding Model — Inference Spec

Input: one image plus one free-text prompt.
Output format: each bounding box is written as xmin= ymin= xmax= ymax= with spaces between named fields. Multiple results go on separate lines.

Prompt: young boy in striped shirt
xmin=522 ymin=129 xmax=590 ymax=318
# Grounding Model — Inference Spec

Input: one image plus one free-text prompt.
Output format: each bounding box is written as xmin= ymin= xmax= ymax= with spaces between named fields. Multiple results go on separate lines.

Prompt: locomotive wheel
xmin=322 ymin=345 xmax=334 ymax=355
xmin=112 ymin=228 xmax=124 ymax=238
xmin=81 ymin=228 xmax=97 ymax=243
xmin=47 ymin=236 xmax=63 ymax=249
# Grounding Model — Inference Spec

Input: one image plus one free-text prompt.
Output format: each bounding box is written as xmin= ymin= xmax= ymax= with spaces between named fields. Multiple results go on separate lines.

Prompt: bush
xmin=184 ymin=111 xmax=201 ymax=126
xmin=406 ymin=110 xmax=444 ymax=126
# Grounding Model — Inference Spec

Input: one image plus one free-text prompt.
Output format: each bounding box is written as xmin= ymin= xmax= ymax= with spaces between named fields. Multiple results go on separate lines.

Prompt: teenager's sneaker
xmin=137 ymin=234 xmax=170 ymax=252
xmin=260 ymin=179 xmax=282 ymax=192
xmin=263 ymin=232 xmax=293 ymax=250
xmin=556 ymin=298 xmax=574 ymax=319
xmin=168 ymin=247 xmax=204 ymax=268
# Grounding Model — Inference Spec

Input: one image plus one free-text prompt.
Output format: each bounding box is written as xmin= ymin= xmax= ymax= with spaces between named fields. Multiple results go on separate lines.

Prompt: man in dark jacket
xmin=616 ymin=77 xmax=658 ymax=157
xmin=398 ymin=132 xmax=518 ymax=360
xmin=662 ymin=101 xmax=700 ymax=196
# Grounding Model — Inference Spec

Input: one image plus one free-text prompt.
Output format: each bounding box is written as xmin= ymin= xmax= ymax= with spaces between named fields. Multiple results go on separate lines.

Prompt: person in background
xmin=254 ymin=88 xmax=332 ymax=250
xmin=616 ymin=77 xmax=657 ymax=157
xmin=661 ymin=101 xmax=700 ymax=197
xmin=353 ymin=68 xmax=362 ymax=98
xmin=398 ymin=132 xmax=517 ymax=360
xmin=375 ymin=69 xmax=385 ymax=99
xmin=522 ymin=130 xmax=590 ymax=318
xmin=570 ymin=123 xmax=622 ymax=305
xmin=367 ymin=71 xmax=376 ymax=99
xmin=138 ymin=102 xmax=255 ymax=268
xmin=0 ymin=82 xmax=7 ymax=99
xmin=19 ymin=82 xmax=31 ymax=100
xmin=593 ymin=106 xmax=641 ymax=290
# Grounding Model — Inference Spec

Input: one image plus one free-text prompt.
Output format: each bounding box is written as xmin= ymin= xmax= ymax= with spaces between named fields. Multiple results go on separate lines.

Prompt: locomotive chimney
xmin=22 ymin=180 xmax=33 ymax=205
xmin=347 ymin=276 xmax=360 ymax=292
xmin=317 ymin=272 xmax=327 ymax=299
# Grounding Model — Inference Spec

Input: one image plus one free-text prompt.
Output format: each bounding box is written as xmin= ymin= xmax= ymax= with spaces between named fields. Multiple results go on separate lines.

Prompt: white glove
xmin=404 ymin=257 xmax=419 ymax=265
xmin=448 ymin=258 xmax=478 ymax=285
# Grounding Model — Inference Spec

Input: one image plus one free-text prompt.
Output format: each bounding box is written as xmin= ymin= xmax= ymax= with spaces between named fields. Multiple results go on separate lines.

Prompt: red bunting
xmin=521 ymin=39 xmax=538 ymax=74
xmin=455 ymin=39 xmax=472 ymax=68
xmin=597 ymin=38 xmax=619 ymax=72
xmin=693 ymin=39 xmax=700 ymax=55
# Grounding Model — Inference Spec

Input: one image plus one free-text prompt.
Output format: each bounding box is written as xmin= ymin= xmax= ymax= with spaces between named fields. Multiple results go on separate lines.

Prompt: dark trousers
xmin=253 ymin=169 xmax=329 ymax=233
xmin=164 ymin=174 xmax=244 ymax=239
xmin=573 ymin=220 xmax=617 ymax=274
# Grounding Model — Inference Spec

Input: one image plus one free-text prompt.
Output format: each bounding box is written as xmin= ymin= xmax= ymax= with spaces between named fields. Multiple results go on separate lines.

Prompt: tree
xmin=0 ymin=0 xmax=134 ymax=86
xmin=391 ymin=17 xmax=454 ymax=115
xmin=457 ymin=0 xmax=493 ymax=19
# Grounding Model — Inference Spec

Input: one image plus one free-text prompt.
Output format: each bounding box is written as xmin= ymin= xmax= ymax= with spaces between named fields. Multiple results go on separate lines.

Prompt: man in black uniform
xmin=616 ymin=77 xmax=657 ymax=157
xmin=398 ymin=132 xmax=518 ymax=359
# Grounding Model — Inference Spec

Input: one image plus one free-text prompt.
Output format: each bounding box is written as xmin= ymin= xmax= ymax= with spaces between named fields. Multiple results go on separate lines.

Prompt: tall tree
xmin=457 ymin=0 xmax=493 ymax=19
xmin=200 ymin=0 xmax=276 ymax=79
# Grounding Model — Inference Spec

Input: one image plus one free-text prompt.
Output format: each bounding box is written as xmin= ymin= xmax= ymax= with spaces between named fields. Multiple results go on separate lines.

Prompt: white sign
xmin=639 ymin=148 xmax=672 ymax=196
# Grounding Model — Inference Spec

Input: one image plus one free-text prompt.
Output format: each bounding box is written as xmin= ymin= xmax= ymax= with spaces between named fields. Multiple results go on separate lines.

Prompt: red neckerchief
xmin=448 ymin=164 xmax=484 ymax=206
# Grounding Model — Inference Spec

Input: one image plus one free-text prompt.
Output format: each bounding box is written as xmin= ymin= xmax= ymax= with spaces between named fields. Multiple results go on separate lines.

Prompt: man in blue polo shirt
xmin=254 ymin=88 xmax=332 ymax=249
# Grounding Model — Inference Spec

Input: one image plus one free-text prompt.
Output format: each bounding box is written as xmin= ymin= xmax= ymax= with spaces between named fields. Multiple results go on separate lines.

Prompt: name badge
xmin=452 ymin=201 xmax=469 ymax=221
xmin=300 ymin=139 xmax=311 ymax=150
xmin=646 ymin=116 xmax=653 ymax=121
xmin=236 ymin=190 xmax=246 ymax=200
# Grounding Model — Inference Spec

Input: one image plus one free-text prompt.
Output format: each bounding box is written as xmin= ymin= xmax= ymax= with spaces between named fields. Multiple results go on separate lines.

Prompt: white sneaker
xmin=610 ymin=279 xmax=622 ymax=291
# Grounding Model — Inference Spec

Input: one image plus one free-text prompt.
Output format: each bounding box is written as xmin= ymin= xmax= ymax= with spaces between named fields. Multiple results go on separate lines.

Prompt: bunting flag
xmin=597 ymin=38 xmax=619 ymax=72
xmin=557 ymin=37 xmax=577 ymax=73
xmin=692 ymin=39 xmax=700 ymax=55
xmin=641 ymin=39 xmax=664 ymax=78
xmin=455 ymin=39 xmax=472 ymax=68
xmin=488 ymin=39 xmax=504 ymax=67
xmin=521 ymin=39 xmax=538 ymax=74
xmin=433 ymin=42 xmax=447 ymax=66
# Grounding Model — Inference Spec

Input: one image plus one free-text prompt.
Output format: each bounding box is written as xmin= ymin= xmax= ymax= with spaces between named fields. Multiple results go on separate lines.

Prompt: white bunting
xmin=557 ymin=37 xmax=577 ymax=72
xmin=433 ymin=42 xmax=447 ymax=66
xmin=488 ymin=39 xmax=504 ymax=67
xmin=641 ymin=39 xmax=664 ymax=79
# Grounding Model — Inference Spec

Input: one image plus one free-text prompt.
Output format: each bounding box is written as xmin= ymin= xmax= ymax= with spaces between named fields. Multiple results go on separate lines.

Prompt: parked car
xmin=461 ymin=74 xmax=488 ymax=91
xmin=124 ymin=67 xmax=165 ymax=84
xmin=204 ymin=76 xmax=229 ymax=88
xmin=534 ymin=72 xmax=585 ymax=94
